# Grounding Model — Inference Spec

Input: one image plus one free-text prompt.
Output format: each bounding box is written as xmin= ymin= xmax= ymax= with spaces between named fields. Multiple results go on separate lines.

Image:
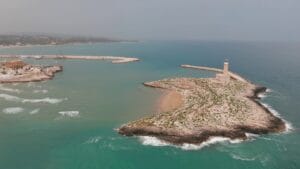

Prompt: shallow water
xmin=0 ymin=41 xmax=299 ymax=169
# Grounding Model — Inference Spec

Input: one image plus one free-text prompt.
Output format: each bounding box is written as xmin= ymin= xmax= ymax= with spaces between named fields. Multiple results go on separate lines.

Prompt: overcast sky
xmin=0 ymin=0 xmax=299 ymax=41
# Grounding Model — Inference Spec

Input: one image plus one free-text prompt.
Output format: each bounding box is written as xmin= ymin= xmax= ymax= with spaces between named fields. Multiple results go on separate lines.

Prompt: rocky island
xmin=0 ymin=54 xmax=139 ymax=83
xmin=118 ymin=61 xmax=287 ymax=145
xmin=0 ymin=60 xmax=62 ymax=83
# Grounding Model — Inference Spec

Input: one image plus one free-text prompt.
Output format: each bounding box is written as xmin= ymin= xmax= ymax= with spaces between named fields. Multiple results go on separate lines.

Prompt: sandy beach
xmin=157 ymin=90 xmax=183 ymax=113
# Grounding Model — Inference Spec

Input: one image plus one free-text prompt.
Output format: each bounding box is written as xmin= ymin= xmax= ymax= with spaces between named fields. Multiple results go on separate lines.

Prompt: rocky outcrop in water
xmin=118 ymin=75 xmax=286 ymax=145
xmin=0 ymin=60 xmax=62 ymax=83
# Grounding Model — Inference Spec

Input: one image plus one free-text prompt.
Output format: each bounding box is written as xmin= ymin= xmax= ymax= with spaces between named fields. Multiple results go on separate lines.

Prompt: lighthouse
xmin=223 ymin=60 xmax=229 ymax=76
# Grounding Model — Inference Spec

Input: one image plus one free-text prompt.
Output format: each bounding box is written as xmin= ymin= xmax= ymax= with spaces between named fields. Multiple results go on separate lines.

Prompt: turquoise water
xmin=0 ymin=41 xmax=299 ymax=169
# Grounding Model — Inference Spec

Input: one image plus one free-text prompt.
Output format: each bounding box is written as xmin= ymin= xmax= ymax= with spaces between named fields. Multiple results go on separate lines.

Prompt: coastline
xmin=0 ymin=65 xmax=63 ymax=84
xmin=118 ymin=65 xmax=288 ymax=146
xmin=0 ymin=60 xmax=63 ymax=83
xmin=0 ymin=55 xmax=140 ymax=64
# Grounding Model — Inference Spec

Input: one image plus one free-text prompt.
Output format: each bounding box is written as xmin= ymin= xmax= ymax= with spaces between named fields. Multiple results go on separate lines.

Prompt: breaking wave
xmin=138 ymin=136 xmax=243 ymax=150
xmin=138 ymin=136 xmax=169 ymax=146
xmin=266 ymin=88 xmax=272 ymax=93
xmin=29 ymin=108 xmax=40 ymax=115
xmin=0 ymin=85 xmax=21 ymax=93
xmin=260 ymin=103 xmax=293 ymax=132
xmin=181 ymin=137 xmax=243 ymax=150
xmin=33 ymin=89 xmax=48 ymax=94
xmin=258 ymin=88 xmax=272 ymax=99
xmin=0 ymin=93 xmax=66 ymax=104
xmin=23 ymin=97 xmax=65 ymax=104
xmin=231 ymin=154 xmax=256 ymax=161
xmin=58 ymin=111 xmax=79 ymax=117
xmin=85 ymin=136 xmax=102 ymax=144
xmin=3 ymin=107 xmax=24 ymax=114
xmin=0 ymin=93 xmax=20 ymax=102
xmin=258 ymin=93 xmax=267 ymax=99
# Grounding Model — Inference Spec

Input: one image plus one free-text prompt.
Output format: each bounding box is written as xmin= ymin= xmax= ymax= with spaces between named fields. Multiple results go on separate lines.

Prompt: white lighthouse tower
xmin=215 ymin=59 xmax=230 ymax=83
xmin=223 ymin=59 xmax=229 ymax=76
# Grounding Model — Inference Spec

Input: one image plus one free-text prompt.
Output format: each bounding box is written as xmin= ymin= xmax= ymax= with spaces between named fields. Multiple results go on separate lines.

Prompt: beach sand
xmin=157 ymin=90 xmax=183 ymax=113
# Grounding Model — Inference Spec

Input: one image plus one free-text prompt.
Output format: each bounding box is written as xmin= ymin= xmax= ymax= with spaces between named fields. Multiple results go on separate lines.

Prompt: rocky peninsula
xmin=0 ymin=55 xmax=139 ymax=64
xmin=0 ymin=60 xmax=62 ymax=83
xmin=118 ymin=62 xmax=287 ymax=145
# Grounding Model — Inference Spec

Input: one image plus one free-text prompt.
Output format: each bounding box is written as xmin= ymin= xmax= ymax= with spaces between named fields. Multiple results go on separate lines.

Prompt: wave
xmin=138 ymin=136 xmax=170 ymax=146
xmin=0 ymin=85 xmax=21 ymax=93
xmin=258 ymin=93 xmax=267 ymax=99
xmin=257 ymin=88 xmax=272 ymax=99
xmin=85 ymin=136 xmax=102 ymax=144
xmin=245 ymin=133 xmax=259 ymax=138
xmin=231 ymin=154 xmax=256 ymax=161
xmin=138 ymin=136 xmax=244 ymax=150
xmin=3 ymin=107 xmax=24 ymax=114
xmin=29 ymin=108 xmax=40 ymax=115
xmin=180 ymin=137 xmax=244 ymax=150
xmin=58 ymin=111 xmax=79 ymax=117
xmin=23 ymin=97 xmax=66 ymax=104
xmin=260 ymin=103 xmax=293 ymax=132
xmin=0 ymin=93 xmax=20 ymax=102
xmin=33 ymin=89 xmax=48 ymax=94
xmin=0 ymin=93 xmax=66 ymax=104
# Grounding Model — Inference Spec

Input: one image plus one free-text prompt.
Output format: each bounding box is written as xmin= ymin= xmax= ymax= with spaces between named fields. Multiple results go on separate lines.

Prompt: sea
xmin=0 ymin=41 xmax=299 ymax=169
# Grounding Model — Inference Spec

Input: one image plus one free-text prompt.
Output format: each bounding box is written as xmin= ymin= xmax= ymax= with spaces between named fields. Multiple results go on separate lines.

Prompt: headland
xmin=118 ymin=62 xmax=287 ymax=145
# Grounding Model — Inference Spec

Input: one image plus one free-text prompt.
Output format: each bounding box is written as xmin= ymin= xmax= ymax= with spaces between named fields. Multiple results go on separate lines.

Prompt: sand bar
xmin=0 ymin=55 xmax=140 ymax=64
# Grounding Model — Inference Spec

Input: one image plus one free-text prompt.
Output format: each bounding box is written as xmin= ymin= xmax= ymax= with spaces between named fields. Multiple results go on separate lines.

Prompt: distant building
xmin=1 ymin=60 xmax=27 ymax=70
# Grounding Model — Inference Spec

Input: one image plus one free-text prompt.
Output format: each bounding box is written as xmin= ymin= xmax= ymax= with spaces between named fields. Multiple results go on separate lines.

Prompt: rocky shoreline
xmin=118 ymin=67 xmax=287 ymax=145
xmin=0 ymin=60 xmax=63 ymax=83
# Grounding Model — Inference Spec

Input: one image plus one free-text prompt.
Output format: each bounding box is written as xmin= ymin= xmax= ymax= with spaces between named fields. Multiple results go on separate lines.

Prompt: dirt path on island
xmin=157 ymin=90 xmax=183 ymax=113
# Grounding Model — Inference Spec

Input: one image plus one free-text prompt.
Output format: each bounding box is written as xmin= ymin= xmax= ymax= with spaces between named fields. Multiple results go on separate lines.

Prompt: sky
xmin=0 ymin=0 xmax=299 ymax=41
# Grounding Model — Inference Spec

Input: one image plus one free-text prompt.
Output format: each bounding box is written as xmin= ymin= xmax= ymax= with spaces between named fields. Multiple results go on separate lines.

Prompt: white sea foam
xmin=138 ymin=136 xmax=169 ymax=146
xmin=58 ymin=111 xmax=79 ymax=117
xmin=0 ymin=93 xmax=66 ymax=104
xmin=229 ymin=139 xmax=244 ymax=144
xmin=0 ymin=85 xmax=21 ymax=93
xmin=3 ymin=107 xmax=24 ymax=114
xmin=23 ymin=97 xmax=66 ymax=104
xmin=257 ymin=88 xmax=272 ymax=99
xmin=29 ymin=108 xmax=40 ymax=115
xmin=245 ymin=133 xmax=259 ymax=138
xmin=138 ymin=136 xmax=245 ymax=150
xmin=258 ymin=93 xmax=267 ymax=99
xmin=85 ymin=136 xmax=102 ymax=144
xmin=33 ymin=89 xmax=48 ymax=94
xmin=266 ymin=88 xmax=272 ymax=93
xmin=0 ymin=93 xmax=21 ymax=102
xmin=231 ymin=154 xmax=256 ymax=161
xmin=181 ymin=137 xmax=233 ymax=150
xmin=260 ymin=103 xmax=293 ymax=132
